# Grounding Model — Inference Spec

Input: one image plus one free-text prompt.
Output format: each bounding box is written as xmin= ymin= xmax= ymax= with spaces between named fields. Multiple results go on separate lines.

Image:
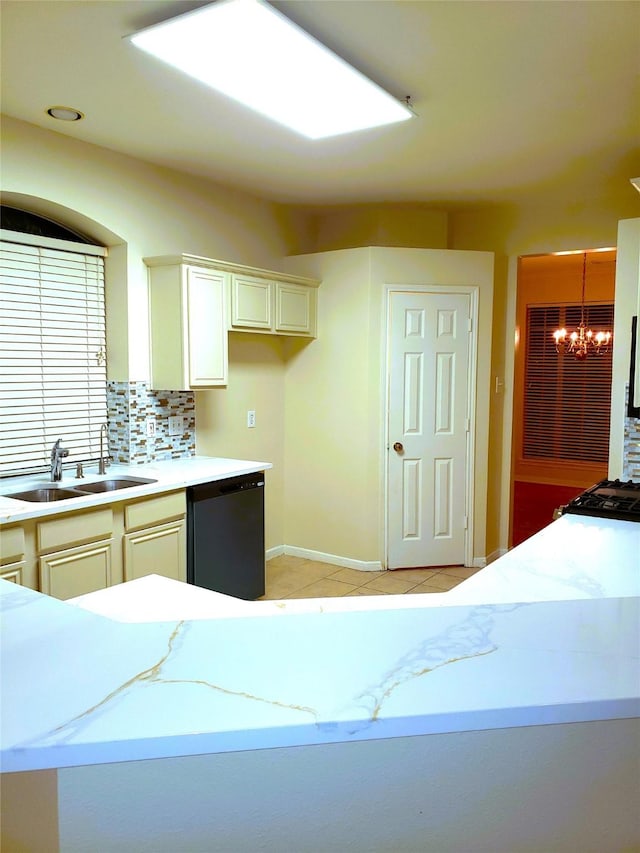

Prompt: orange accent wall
xmin=513 ymin=250 xmax=616 ymax=488
xmin=512 ymin=480 xmax=585 ymax=546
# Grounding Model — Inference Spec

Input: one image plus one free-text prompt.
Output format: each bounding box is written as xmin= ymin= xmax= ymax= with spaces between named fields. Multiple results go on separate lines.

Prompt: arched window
xmin=0 ymin=208 xmax=107 ymax=477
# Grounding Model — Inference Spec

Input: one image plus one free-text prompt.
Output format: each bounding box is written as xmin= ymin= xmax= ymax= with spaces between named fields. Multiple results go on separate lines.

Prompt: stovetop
xmin=563 ymin=479 xmax=640 ymax=522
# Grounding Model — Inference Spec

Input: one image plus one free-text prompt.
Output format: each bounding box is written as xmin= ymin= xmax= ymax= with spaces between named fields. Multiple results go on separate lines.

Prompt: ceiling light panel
xmin=128 ymin=0 xmax=413 ymax=139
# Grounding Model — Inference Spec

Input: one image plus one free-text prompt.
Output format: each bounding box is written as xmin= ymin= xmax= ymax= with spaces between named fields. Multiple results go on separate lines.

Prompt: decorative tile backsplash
xmin=623 ymin=384 xmax=640 ymax=481
xmin=107 ymin=381 xmax=195 ymax=465
xmin=106 ymin=381 xmax=639 ymax=475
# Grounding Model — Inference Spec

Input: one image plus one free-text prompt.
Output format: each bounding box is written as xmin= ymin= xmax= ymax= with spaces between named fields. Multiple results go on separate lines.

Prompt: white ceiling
xmin=1 ymin=0 xmax=639 ymax=208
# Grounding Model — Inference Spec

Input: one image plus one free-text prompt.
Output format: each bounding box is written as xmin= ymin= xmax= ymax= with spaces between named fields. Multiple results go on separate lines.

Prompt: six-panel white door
xmin=387 ymin=290 xmax=471 ymax=568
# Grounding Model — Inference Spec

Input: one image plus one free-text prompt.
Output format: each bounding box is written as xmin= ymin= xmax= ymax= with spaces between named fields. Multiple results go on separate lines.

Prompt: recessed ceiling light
xmin=127 ymin=0 xmax=414 ymax=140
xmin=46 ymin=106 xmax=84 ymax=122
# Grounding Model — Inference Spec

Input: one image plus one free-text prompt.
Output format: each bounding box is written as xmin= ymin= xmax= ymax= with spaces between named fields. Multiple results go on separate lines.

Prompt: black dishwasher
xmin=187 ymin=472 xmax=265 ymax=600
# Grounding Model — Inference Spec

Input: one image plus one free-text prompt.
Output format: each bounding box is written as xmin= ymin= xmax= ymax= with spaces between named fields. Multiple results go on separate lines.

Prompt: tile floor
xmin=262 ymin=554 xmax=482 ymax=600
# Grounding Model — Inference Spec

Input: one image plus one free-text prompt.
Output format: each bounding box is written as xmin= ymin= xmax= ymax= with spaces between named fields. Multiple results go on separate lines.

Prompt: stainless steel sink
xmin=5 ymin=477 xmax=157 ymax=502
xmin=6 ymin=487 xmax=87 ymax=502
xmin=77 ymin=477 xmax=157 ymax=493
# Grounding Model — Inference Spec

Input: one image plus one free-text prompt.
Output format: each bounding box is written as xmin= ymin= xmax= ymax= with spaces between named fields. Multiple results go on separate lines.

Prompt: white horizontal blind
xmin=0 ymin=236 xmax=107 ymax=477
xmin=523 ymin=303 xmax=614 ymax=463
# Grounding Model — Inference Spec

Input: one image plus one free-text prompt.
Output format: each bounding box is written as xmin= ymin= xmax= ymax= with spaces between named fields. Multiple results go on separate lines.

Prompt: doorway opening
xmin=511 ymin=249 xmax=616 ymax=546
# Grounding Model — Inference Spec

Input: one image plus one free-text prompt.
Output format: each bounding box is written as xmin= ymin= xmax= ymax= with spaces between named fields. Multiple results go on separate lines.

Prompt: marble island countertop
xmin=1 ymin=514 xmax=639 ymax=776
xmin=65 ymin=514 xmax=640 ymax=622
xmin=0 ymin=456 xmax=272 ymax=524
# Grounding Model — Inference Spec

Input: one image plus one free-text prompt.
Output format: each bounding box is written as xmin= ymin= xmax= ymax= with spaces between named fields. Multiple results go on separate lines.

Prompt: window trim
xmin=0 ymin=229 xmax=106 ymax=257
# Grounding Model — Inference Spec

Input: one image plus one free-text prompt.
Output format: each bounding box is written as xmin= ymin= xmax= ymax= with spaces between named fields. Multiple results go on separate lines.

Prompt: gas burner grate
xmin=563 ymin=479 xmax=640 ymax=522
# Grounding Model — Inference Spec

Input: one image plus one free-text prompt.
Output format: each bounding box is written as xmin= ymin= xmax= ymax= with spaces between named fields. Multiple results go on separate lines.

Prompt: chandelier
xmin=552 ymin=252 xmax=612 ymax=359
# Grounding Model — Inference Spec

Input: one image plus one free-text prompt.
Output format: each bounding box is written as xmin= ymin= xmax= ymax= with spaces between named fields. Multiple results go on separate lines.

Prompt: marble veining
xmin=1 ymin=513 xmax=639 ymax=775
xmin=28 ymin=619 xmax=319 ymax=751
xmin=447 ymin=515 xmax=640 ymax=605
xmin=353 ymin=604 xmax=518 ymax=725
xmin=43 ymin=621 xmax=188 ymax=745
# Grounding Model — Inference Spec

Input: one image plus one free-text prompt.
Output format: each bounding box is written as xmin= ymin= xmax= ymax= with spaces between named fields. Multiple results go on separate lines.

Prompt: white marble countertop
xmin=64 ymin=515 xmax=640 ymax=623
xmin=0 ymin=456 xmax=271 ymax=524
xmin=1 ymin=514 xmax=639 ymax=775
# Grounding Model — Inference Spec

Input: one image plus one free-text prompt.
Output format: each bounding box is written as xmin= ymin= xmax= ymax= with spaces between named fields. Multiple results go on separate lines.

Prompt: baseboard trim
xmin=267 ymin=544 xmax=499 ymax=572
xmin=485 ymin=547 xmax=507 ymax=565
xmin=265 ymin=545 xmax=285 ymax=561
xmin=267 ymin=545 xmax=383 ymax=572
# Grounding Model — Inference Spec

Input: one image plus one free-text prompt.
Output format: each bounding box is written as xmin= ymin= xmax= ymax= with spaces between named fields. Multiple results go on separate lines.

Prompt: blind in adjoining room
xmin=0 ymin=235 xmax=107 ymax=477
xmin=523 ymin=303 xmax=614 ymax=464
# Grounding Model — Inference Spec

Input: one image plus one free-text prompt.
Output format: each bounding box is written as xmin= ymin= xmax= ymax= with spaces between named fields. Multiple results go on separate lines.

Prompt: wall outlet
xmin=247 ymin=410 xmax=256 ymax=428
xmin=168 ymin=416 xmax=183 ymax=436
xmin=146 ymin=417 xmax=156 ymax=438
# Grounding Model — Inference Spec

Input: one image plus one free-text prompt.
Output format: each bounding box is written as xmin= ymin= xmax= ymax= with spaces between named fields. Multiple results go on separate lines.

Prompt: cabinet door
xmin=231 ymin=275 xmax=272 ymax=330
xmin=1 ymin=563 xmax=24 ymax=584
xmin=275 ymin=282 xmax=314 ymax=335
xmin=186 ymin=267 xmax=228 ymax=386
xmin=40 ymin=540 xmax=113 ymax=600
xmin=0 ymin=527 xmax=27 ymax=586
xmin=123 ymin=519 xmax=186 ymax=583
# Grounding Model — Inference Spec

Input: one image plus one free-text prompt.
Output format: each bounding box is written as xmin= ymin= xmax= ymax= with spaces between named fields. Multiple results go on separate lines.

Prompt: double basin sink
xmin=5 ymin=477 xmax=158 ymax=503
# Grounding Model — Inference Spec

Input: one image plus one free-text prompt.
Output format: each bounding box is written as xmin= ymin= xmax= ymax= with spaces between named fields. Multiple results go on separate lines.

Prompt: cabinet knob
xmin=393 ymin=442 xmax=404 ymax=453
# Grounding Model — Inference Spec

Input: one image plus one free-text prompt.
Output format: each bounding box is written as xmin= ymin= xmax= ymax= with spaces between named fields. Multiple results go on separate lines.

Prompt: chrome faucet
xmin=98 ymin=423 xmax=110 ymax=475
xmin=50 ymin=438 xmax=69 ymax=482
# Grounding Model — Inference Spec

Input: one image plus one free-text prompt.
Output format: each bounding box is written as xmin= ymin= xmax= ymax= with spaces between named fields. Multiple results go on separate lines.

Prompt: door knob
xmin=393 ymin=442 xmax=404 ymax=453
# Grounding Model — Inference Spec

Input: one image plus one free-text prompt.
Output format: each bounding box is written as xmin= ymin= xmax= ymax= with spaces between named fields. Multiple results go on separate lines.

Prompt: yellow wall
xmin=2 ymin=115 xmax=637 ymax=561
xmin=281 ymin=247 xmax=494 ymax=566
xmin=610 ymin=218 xmax=640 ymax=477
xmin=0 ymin=116 xmax=305 ymax=551
xmin=448 ymin=193 xmax=639 ymax=551
xmin=294 ymin=204 xmax=449 ymax=253
xmin=0 ymin=116 xmax=306 ymax=379
xmin=513 ymin=250 xmax=616 ymax=489
xmin=195 ymin=333 xmax=287 ymax=550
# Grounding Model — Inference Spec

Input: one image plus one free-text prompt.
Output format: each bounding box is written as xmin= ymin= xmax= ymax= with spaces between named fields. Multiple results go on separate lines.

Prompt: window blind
xmin=523 ymin=303 xmax=614 ymax=463
xmin=0 ymin=235 xmax=107 ymax=477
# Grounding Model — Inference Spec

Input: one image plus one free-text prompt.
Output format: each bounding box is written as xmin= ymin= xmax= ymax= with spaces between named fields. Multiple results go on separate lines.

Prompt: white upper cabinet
xmin=276 ymin=281 xmax=315 ymax=334
xmin=230 ymin=273 xmax=318 ymax=337
xmin=231 ymin=274 xmax=272 ymax=330
xmin=146 ymin=254 xmax=319 ymax=390
xmin=146 ymin=257 xmax=229 ymax=389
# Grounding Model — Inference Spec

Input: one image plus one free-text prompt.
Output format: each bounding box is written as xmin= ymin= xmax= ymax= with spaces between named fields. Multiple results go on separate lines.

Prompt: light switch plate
xmin=168 ymin=416 xmax=183 ymax=436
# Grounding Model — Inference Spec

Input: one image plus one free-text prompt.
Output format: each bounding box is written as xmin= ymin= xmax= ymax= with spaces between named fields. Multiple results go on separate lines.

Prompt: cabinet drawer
xmin=0 ymin=525 xmax=25 ymax=564
xmin=38 ymin=508 xmax=113 ymax=553
xmin=124 ymin=491 xmax=186 ymax=532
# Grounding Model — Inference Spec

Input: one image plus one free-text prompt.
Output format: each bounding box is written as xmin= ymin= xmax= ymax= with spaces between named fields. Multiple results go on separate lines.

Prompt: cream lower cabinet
xmin=40 ymin=539 xmax=113 ymax=600
xmin=37 ymin=507 xmax=115 ymax=600
xmin=0 ymin=489 xmax=187 ymax=599
xmin=123 ymin=491 xmax=186 ymax=583
xmin=0 ymin=525 xmax=28 ymax=586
